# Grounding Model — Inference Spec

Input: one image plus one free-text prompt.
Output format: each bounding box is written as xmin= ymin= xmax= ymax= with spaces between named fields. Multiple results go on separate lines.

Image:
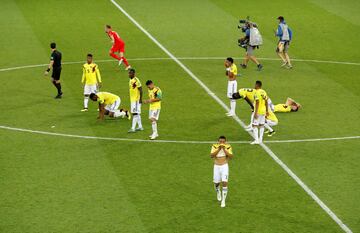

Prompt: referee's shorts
xmin=52 ymin=67 xmax=62 ymax=80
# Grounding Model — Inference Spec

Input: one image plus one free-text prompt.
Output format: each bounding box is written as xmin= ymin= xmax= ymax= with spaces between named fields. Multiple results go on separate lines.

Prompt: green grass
xmin=0 ymin=0 xmax=359 ymax=232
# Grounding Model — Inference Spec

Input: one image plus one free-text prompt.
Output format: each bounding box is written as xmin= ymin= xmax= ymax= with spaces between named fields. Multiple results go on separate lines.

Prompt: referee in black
xmin=44 ymin=42 xmax=63 ymax=98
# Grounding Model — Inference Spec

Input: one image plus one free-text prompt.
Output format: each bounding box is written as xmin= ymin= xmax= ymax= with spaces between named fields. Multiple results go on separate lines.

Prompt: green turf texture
xmin=0 ymin=0 xmax=359 ymax=232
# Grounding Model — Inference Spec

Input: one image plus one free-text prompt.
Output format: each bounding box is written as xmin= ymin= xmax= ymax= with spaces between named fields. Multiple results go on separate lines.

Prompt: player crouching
xmin=210 ymin=136 xmax=233 ymax=208
xmin=89 ymin=92 xmax=130 ymax=121
xmin=265 ymin=110 xmax=278 ymax=137
xmin=81 ymin=54 xmax=102 ymax=112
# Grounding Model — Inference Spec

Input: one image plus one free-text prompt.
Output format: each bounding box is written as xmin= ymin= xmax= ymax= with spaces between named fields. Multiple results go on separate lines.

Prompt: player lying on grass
xmin=270 ymin=97 xmax=301 ymax=113
xmin=143 ymin=80 xmax=162 ymax=140
xmin=89 ymin=92 xmax=130 ymax=121
xmin=224 ymin=57 xmax=238 ymax=117
xmin=81 ymin=54 xmax=102 ymax=112
xmin=210 ymin=136 xmax=233 ymax=208
xmin=128 ymin=68 xmax=144 ymax=133
xmin=105 ymin=25 xmax=131 ymax=70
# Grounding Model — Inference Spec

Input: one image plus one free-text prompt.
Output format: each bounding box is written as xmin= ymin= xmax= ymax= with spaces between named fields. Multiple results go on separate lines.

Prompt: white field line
xmin=1 ymin=125 xmax=359 ymax=144
xmin=1 ymin=56 xmax=360 ymax=73
xmin=109 ymin=1 xmax=353 ymax=232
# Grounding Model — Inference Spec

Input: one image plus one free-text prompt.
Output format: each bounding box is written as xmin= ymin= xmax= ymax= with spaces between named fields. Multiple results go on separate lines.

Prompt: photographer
xmin=275 ymin=16 xmax=293 ymax=68
xmin=238 ymin=21 xmax=263 ymax=71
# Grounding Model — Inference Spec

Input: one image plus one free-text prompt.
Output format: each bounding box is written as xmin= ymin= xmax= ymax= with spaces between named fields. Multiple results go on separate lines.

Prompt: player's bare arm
xmin=44 ymin=60 xmax=54 ymax=76
xmin=138 ymin=86 xmax=143 ymax=104
xmin=254 ymin=100 xmax=259 ymax=118
xmin=265 ymin=98 xmax=269 ymax=117
xmin=245 ymin=97 xmax=254 ymax=110
xmin=98 ymin=104 xmax=105 ymax=120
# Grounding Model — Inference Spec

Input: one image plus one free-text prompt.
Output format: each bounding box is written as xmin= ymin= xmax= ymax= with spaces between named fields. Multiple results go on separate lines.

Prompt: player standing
xmin=224 ymin=57 xmax=238 ymax=117
xmin=128 ymin=69 xmax=144 ymax=133
xmin=44 ymin=42 xmax=63 ymax=99
xmin=210 ymin=136 xmax=233 ymax=208
xmin=251 ymin=81 xmax=268 ymax=145
xmin=81 ymin=54 xmax=102 ymax=112
xmin=143 ymin=80 xmax=162 ymax=140
xmin=89 ymin=92 xmax=130 ymax=120
xmin=105 ymin=25 xmax=131 ymax=70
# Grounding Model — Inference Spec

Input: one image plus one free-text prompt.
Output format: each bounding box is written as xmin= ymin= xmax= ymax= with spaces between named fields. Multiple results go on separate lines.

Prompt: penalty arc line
xmin=109 ymin=1 xmax=353 ymax=232
xmin=0 ymin=125 xmax=359 ymax=144
xmin=1 ymin=56 xmax=360 ymax=73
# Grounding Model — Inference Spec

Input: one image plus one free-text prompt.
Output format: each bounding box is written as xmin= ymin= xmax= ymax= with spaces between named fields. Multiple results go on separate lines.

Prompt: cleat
xmin=125 ymin=65 xmax=131 ymax=71
xmin=287 ymin=64 xmax=293 ymax=69
xmin=217 ymin=190 xmax=222 ymax=201
xmin=281 ymin=62 xmax=288 ymax=67
xmin=268 ymin=131 xmax=276 ymax=137
xmin=265 ymin=129 xmax=270 ymax=134
xmin=80 ymin=108 xmax=88 ymax=112
xmin=250 ymin=140 xmax=260 ymax=145
xmin=128 ymin=129 xmax=136 ymax=133
xmin=135 ymin=127 xmax=144 ymax=131
xmin=257 ymin=64 xmax=263 ymax=71
xmin=221 ymin=200 xmax=226 ymax=208
xmin=150 ymin=133 xmax=159 ymax=140
xmin=240 ymin=64 xmax=247 ymax=69
xmin=118 ymin=59 xmax=123 ymax=66
xmin=55 ymin=93 xmax=62 ymax=99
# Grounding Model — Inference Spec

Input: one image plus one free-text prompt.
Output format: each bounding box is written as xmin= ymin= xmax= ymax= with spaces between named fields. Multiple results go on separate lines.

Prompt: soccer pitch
xmin=1 ymin=0 xmax=360 ymax=232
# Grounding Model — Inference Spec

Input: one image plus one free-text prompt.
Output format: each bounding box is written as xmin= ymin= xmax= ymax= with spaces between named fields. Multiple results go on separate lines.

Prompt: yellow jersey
xmin=266 ymin=110 xmax=278 ymax=122
xmin=274 ymin=104 xmax=291 ymax=113
xmin=254 ymin=89 xmax=268 ymax=115
xmin=129 ymin=77 xmax=142 ymax=102
xmin=148 ymin=87 xmax=162 ymax=110
xmin=82 ymin=63 xmax=101 ymax=85
xmin=229 ymin=63 xmax=238 ymax=76
xmin=96 ymin=92 xmax=119 ymax=105
xmin=239 ymin=88 xmax=255 ymax=102
xmin=211 ymin=143 xmax=233 ymax=158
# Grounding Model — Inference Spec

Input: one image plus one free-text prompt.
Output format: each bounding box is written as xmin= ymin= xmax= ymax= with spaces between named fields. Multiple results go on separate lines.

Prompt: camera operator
xmin=239 ymin=21 xmax=263 ymax=71
xmin=275 ymin=16 xmax=293 ymax=68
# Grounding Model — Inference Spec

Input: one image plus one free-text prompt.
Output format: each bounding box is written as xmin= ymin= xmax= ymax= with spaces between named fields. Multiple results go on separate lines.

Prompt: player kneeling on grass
xmin=89 ymin=92 xmax=130 ymax=121
xmin=128 ymin=68 xmax=144 ymax=133
xmin=143 ymin=80 xmax=162 ymax=140
xmin=265 ymin=110 xmax=278 ymax=137
xmin=210 ymin=136 xmax=233 ymax=208
xmin=81 ymin=54 xmax=102 ymax=112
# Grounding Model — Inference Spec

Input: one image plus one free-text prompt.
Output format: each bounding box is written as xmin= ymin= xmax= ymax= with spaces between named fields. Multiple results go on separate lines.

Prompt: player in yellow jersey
xmin=143 ymin=80 xmax=162 ymax=140
xmin=127 ymin=69 xmax=144 ymax=133
xmin=224 ymin=57 xmax=238 ymax=116
xmin=233 ymin=87 xmax=256 ymax=129
xmin=265 ymin=110 xmax=278 ymax=137
xmin=251 ymin=81 xmax=269 ymax=145
xmin=89 ymin=92 xmax=130 ymax=120
xmin=210 ymin=136 xmax=233 ymax=208
xmin=81 ymin=54 xmax=102 ymax=112
xmin=272 ymin=97 xmax=301 ymax=113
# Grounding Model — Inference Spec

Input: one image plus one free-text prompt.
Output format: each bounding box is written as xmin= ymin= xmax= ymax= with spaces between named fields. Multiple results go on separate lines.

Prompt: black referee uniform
xmin=47 ymin=42 xmax=63 ymax=98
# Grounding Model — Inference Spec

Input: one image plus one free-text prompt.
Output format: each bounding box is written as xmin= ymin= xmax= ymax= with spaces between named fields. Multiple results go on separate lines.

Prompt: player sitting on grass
xmin=210 ymin=136 xmax=233 ymax=208
xmin=143 ymin=80 xmax=162 ymax=140
xmin=89 ymin=92 xmax=130 ymax=121
xmin=105 ymin=25 xmax=131 ymax=70
xmin=265 ymin=110 xmax=278 ymax=137
xmin=271 ymin=97 xmax=301 ymax=113
xmin=81 ymin=54 xmax=102 ymax=112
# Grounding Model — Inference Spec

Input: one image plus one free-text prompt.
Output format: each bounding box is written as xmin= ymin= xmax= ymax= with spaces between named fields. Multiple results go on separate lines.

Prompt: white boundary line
xmin=1 ymin=125 xmax=359 ymax=144
xmin=109 ymin=1 xmax=353 ymax=232
xmin=1 ymin=56 xmax=360 ymax=73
